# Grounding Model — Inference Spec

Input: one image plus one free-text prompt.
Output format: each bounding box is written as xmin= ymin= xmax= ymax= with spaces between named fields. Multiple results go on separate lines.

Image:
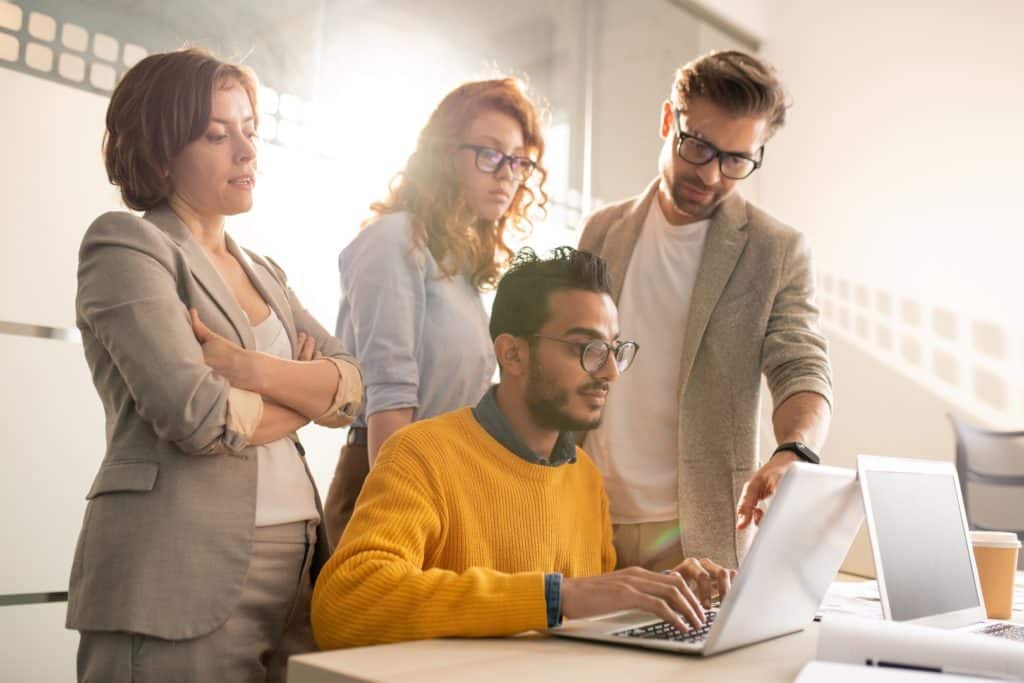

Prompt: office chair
xmin=950 ymin=414 xmax=1024 ymax=569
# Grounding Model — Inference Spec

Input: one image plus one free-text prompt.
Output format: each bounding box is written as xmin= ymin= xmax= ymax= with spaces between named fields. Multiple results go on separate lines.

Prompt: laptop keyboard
xmin=613 ymin=610 xmax=717 ymax=644
xmin=979 ymin=623 xmax=1024 ymax=641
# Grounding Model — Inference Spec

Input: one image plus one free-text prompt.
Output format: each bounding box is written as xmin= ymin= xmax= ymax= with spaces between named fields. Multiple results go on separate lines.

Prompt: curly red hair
xmin=368 ymin=77 xmax=549 ymax=290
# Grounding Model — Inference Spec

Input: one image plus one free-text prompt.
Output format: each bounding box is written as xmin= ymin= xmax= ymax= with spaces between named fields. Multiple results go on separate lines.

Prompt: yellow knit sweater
xmin=311 ymin=407 xmax=617 ymax=649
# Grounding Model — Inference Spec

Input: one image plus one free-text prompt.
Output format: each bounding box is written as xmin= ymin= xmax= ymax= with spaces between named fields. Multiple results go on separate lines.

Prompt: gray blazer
xmin=579 ymin=180 xmax=833 ymax=568
xmin=66 ymin=205 xmax=360 ymax=639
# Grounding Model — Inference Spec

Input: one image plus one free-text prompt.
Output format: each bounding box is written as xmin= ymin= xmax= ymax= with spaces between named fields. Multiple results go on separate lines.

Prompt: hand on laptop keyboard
xmin=562 ymin=568 xmax=708 ymax=632
xmin=668 ymin=557 xmax=737 ymax=609
xmin=614 ymin=611 xmax=718 ymax=643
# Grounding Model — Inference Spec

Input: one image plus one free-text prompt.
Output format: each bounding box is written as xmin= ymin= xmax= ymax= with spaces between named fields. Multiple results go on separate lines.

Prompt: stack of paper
xmin=816 ymin=580 xmax=883 ymax=621
xmin=817 ymin=616 xmax=1024 ymax=680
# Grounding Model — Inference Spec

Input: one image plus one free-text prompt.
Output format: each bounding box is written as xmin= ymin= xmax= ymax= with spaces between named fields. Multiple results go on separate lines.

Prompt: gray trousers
xmin=77 ymin=520 xmax=318 ymax=683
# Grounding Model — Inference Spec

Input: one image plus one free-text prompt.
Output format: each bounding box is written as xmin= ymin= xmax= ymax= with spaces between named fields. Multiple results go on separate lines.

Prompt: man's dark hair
xmin=490 ymin=246 xmax=612 ymax=341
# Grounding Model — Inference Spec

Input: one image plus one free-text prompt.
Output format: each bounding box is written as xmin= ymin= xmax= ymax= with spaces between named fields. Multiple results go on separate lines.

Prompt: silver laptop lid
xmin=704 ymin=462 xmax=864 ymax=654
xmin=857 ymin=454 xmax=987 ymax=628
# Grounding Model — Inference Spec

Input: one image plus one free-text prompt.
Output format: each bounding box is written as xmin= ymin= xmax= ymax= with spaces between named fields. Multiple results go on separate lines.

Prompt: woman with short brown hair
xmin=324 ymin=77 xmax=549 ymax=545
xmin=69 ymin=47 xmax=362 ymax=681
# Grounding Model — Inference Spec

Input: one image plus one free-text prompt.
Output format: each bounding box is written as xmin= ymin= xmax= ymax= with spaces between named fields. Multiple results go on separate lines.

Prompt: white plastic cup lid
xmin=970 ymin=530 xmax=1022 ymax=549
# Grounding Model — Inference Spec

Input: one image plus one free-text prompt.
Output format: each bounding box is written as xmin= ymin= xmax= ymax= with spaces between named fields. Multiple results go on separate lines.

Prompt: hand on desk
xmin=561 ymin=563 xmax=731 ymax=632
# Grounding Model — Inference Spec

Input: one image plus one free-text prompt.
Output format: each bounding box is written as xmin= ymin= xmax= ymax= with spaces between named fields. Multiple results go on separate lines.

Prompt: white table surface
xmin=289 ymin=573 xmax=1024 ymax=683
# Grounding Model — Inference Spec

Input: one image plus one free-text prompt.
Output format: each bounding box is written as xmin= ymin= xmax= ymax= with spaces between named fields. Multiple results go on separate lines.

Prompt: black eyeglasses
xmin=459 ymin=144 xmax=537 ymax=183
xmin=532 ymin=335 xmax=639 ymax=374
xmin=673 ymin=109 xmax=763 ymax=180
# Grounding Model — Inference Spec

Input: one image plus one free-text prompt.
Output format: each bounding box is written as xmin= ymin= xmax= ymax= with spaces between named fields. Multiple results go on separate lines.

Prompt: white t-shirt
xmin=251 ymin=308 xmax=320 ymax=527
xmin=587 ymin=198 xmax=710 ymax=524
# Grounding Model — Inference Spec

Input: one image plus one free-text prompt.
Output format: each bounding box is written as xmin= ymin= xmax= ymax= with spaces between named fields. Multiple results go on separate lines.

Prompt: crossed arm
xmin=190 ymin=309 xmax=359 ymax=445
xmin=77 ymin=214 xmax=362 ymax=456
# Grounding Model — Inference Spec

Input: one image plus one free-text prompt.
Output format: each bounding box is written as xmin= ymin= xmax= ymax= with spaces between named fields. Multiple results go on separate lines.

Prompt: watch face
xmin=795 ymin=444 xmax=819 ymax=464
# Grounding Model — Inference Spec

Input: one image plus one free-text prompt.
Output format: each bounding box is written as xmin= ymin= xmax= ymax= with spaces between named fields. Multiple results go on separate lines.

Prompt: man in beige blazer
xmin=578 ymin=51 xmax=832 ymax=572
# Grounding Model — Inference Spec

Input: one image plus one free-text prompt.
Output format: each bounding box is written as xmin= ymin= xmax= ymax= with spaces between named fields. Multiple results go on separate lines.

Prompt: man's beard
xmin=665 ymin=169 xmax=727 ymax=221
xmin=524 ymin=360 xmax=608 ymax=432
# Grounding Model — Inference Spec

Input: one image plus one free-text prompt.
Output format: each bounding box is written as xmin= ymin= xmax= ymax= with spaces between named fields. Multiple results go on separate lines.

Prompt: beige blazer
xmin=66 ymin=205 xmax=362 ymax=639
xmin=579 ymin=180 xmax=833 ymax=568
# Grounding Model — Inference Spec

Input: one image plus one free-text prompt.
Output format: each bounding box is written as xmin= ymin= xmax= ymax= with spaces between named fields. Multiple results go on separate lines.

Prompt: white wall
xmin=590 ymin=0 xmax=700 ymax=203
xmin=760 ymin=1 xmax=1024 ymax=573
xmin=0 ymin=66 xmax=116 ymax=682
xmin=589 ymin=0 xmax=762 ymax=206
xmin=693 ymin=0 xmax=768 ymax=43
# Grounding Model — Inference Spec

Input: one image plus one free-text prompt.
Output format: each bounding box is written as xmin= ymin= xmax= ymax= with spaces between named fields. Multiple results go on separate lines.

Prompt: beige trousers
xmin=612 ymin=519 xmax=685 ymax=571
xmin=77 ymin=520 xmax=318 ymax=683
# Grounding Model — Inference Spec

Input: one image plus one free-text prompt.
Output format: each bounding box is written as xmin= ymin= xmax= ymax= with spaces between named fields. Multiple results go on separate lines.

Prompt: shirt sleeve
xmin=339 ymin=215 xmax=427 ymax=417
xmin=224 ymin=386 xmax=264 ymax=445
xmin=545 ymin=572 xmax=563 ymax=628
xmin=311 ymin=355 xmax=363 ymax=428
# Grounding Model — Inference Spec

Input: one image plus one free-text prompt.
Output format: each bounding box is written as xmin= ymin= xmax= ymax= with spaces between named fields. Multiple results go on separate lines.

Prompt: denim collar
xmin=471 ymin=386 xmax=577 ymax=467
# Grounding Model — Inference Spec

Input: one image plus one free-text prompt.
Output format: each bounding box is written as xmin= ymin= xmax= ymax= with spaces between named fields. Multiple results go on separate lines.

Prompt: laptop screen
xmin=863 ymin=470 xmax=981 ymax=621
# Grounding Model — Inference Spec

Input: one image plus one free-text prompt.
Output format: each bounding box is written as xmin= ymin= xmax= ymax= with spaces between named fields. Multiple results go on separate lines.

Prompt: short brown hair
xmin=104 ymin=47 xmax=259 ymax=211
xmin=672 ymin=50 xmax=788 ymax=135
xmin=369 ymin=77 xmax=549 ymax=290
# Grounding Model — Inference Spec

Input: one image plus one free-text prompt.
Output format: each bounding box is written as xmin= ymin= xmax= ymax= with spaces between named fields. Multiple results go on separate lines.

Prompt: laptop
xmin=552 ymin=463 xmax=864 ymax=655
xmin=857 ymin=454 xmax=1024 ymax=640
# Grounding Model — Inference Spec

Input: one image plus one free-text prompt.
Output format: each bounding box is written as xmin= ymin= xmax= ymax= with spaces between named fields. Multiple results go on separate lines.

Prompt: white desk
xmin=289 ymin=575 xmax=1024 ymax=683
xmin=289 ymin=625 xmax=820 ymax=683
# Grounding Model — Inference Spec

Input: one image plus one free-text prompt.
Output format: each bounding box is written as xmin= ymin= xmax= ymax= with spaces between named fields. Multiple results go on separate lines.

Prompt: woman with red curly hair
xmin=324 ymin=78 xmax=548 ymax=546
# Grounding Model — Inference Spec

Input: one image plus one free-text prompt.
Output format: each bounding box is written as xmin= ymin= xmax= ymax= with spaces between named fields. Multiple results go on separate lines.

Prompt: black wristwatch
xmin=772 ymin=441 xmax=820 ymax=465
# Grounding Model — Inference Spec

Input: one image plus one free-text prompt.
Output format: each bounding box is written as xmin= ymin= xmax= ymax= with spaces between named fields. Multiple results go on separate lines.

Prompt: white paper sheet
xmin=818 ymin=616 xmax=1024 ymax=680
xmin=817 ymin=580 xmax=883 ymax=621
xmin=795 ymin=661 xmax=1005 ymax=683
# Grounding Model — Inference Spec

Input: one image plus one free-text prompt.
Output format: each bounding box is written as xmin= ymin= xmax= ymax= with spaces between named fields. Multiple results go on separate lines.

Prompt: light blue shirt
xmin=336 ymin=212 xmax=496 ymax=426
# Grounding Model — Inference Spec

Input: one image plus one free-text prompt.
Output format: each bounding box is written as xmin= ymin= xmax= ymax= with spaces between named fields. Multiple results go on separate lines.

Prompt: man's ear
xmin=494 ymin=333 xmax=527 ymax=378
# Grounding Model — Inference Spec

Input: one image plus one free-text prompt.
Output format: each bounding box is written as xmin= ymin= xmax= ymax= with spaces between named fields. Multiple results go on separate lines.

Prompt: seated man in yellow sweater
xmin=311 ymin=247 xmax=734 ymax=649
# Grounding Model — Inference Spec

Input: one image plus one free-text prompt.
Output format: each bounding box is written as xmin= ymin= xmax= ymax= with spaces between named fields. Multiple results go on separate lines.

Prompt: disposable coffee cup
xmin=970 ymin=530 xmax=1020 ymax=620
